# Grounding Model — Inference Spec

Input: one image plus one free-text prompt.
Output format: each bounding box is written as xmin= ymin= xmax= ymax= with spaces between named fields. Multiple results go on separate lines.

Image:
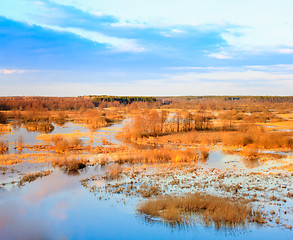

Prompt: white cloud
xmin=2 ymin=73 xmax=290 ymax=96
xmin=0 ymin=0 xmax=146 ymax=53
xmin=279 ymin=48 xmax=293 ymax=54
xmin=0 ymin=69 xmax=26 ymax=74
xmin=245 ymin=64 xmax=293 ymax=72
xmin=170 ymin=64 xmax=293 ymax=73
xmin=169 ymin=66 xmax=229 ymax=70
xmin=172 ymin=70 xmax=293 ymax=82
xmin=2 ymin=65 xmax=293 ymax=96
xmin=50 ymin=0 xmax=293 ymax=53
xmin=110 ymin=22 xmax=147 ymax=28
xmin=207 ymin=52 xmax=232 ymax=59
xmin=3 ymin=0 xmax=293 ymax=55
xmin=43 ymin=25 xmax=145 ymax=52
xmin=172 ymin=29 xmax=184 ymax=33
xmin=91 ymin=11 xmax=104 ymax=17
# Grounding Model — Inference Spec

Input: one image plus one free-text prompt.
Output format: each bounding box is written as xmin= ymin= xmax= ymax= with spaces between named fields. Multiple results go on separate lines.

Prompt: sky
xmin=0 ymin=0 xmax=293 ymax=96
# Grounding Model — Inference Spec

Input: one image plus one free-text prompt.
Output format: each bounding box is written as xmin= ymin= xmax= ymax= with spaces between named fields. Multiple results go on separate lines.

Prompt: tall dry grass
xmin=103 ymin=163 xmax=123 ymax=180
xmin=137 ymin=193 xmax=265 ymax=227
xmin=25 ymin=122 xmax=54 ymax=133
xmin=52 ymin=157 xmax=88 ymax=174
xmin=18 ymin=170 xmax=51 ymax=186
xmin=221 ymin=131 xmax=293 ymax=148
xmin=114 ymin=148 xmax=198 ymax=164
xmin=0 ymin=140 xmax=9 ymax=154
xmin=50 ymin=136 xmax=83 ymax=153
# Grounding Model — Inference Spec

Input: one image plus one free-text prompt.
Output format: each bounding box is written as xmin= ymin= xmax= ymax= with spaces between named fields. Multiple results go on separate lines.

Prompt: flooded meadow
xmin=0 ymin=105 xmax=293 ymax=240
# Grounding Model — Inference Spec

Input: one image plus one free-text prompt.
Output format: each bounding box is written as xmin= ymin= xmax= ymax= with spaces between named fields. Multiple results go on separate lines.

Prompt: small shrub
xmin=68 ymin=138 xmax=83 ymax=147
xmin=0 ymin=140 xmax=9 ymax=154
xmin=0 ymin=112 xmax=7 ymax=124
xmin=52 ymin=158 xmax=88 ymax=174
xmin=287 ymin=192 xmax=293 ymax=198
xmin=199 ymin=147 xmax=210 ymax=162
xmin=101 ymin=137 xmax=109 ymax=145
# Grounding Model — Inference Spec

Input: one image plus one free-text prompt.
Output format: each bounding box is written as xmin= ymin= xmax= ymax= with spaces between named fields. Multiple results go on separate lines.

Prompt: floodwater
xmin=1 ymin=169 xmax=292 ymax=240
xmin=0 ymin=122 xmax=292 ymax=240
xmin=0 ymin=120 xmax=124 ymax=154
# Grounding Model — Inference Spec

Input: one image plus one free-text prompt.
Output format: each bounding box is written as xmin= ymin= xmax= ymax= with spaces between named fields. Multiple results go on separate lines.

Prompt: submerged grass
xmin=137 ymin=193 xmax=265 ymax=228
xmin=18 ymin=170 xmax=51 ymax=186
xmin=103 ymin=163 xmax=123 ymax=180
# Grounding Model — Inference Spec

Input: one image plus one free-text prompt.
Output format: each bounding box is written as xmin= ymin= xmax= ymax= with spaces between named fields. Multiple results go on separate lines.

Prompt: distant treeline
xmin=89 ymin=95 xmax=157 ymax=105
xmin=163 ymin=96 xmax=293 ymax=103
xmin=1 ymin=95 xmax=292 ymax=111
xmin=0 ymin=97 xmax=94 ymax=111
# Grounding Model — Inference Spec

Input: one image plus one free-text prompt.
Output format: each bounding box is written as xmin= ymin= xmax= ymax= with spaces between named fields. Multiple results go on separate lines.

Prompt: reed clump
xmin=25 ymin=122 xmax=54 ymax=133
xmin=221 ymin=131 xmax=293 ymax=149
xmin=18 ymin=170 xmax=51 ymax=186
xmin=0 ymin=124 xmax=11 ymax=132
xmin=137 ymin=193 xmax=265 ymax=227
xmin=115 ymin=148 xmax=198 ymax=164
xmin=0 ymin=112 xmax=7 ymax=124
xmin=0 ymin=140 xmax=9 ymax=154
xmin=50 ymin=136 xmax=83 ymax=153
xmin=52 ymin=158 xmax=88 ymax=173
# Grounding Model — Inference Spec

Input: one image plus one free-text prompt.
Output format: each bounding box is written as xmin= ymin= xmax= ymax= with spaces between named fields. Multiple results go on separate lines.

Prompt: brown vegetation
xmin=50 ymin=136 xmax=83 ymax=153
xmin=0 ymin=124 xmax=12 ymax=132
xmin=25 ymin=122 xmax=55 ymax=133
xmin=18 ymin=170 xmax=51 ymax=186
xmin=0 ymin=112 xmax=7 ymax=124
xmin=0 ymin=96 xmax=94 ymax=111
xmin=52 ymin=158 xmax=88 ymax=174
xmin=119 ymin=109 xmax=214 ymax=140
xmin=137 ymin=193 xmax=265 ymax=227
xmin=114 ymin=148 xmax=198 ymax=164
xmin=221 ymin=130 xmax=293 ymax=149
xmin=0 ymin=140 xmax=9 ymax=154
xmin=103 ymin=164 xmax=123 ymax=180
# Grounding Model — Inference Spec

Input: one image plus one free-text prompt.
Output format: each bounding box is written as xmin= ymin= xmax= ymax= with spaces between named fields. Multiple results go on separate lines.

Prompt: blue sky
xmin=1 ymin=0 xmax=293 ymax=96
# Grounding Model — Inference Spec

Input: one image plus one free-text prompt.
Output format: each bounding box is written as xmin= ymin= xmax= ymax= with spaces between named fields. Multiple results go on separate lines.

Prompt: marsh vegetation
xmin=0 ymin=96 xmax=293 ymax=239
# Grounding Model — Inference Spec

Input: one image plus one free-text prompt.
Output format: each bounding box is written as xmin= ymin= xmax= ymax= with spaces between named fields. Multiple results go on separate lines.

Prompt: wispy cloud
xmin=169 ymin=66 xmax=229 ymax=70
xmin=207 ymin=52 xmax=232 ymax=59
xmin=1 ymin=0 xmax=293 ymax=96
xmin=0 ymin=0 xmax=145 ymax=53
xmin=0 ymin=69 xmax=26 ymax=74
xmin=50 ymin=0 xmax=293 ymax=52
xmin=279 ymin=48 xmax=293 ymax=54
xmin=167 ymin=70 xmax=293 ymax=82
xmin=45 ymin=25 xmax=145 ymax=52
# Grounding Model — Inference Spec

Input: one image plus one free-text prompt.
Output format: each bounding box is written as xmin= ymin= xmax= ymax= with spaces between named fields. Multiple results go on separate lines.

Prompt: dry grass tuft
xmin=25 ymin=122 xmax=54 ymax=133
xmin=0 ymin=124 xmax=11 ymax=132
xmin=18 ymin=170 xmax=51 ymax=186
xmin=138 ymin=183 xmax=162 ymax=198
xmin=103 ymin=163 xmax=123 ymax=180
xmin=137 ymin=193 xmax=265 ymax=227
xmin=199 ymin=147 xmax=210 ymax=162
xmin=222 ymin=131 xmax=293 ymax=149
xmin=0 ymin=140 xmax=9 ymax=154
xmin=101 ymin=137 xmax=109 ymax=145
xmin=50 ymin=136 xmax=83 ymax=153
xmin=52 ymin=158 xmax=88 ymax=174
